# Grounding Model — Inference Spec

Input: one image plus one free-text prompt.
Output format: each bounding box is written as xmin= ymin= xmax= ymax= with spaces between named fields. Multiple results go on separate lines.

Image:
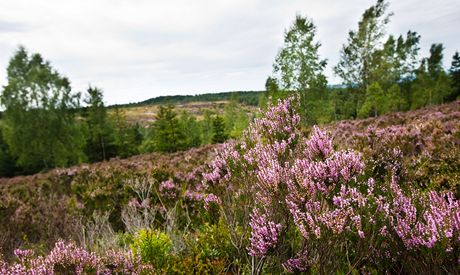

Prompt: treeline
xmin=139 ymin=100 xmax=251 ymax=153
xmin=0 ymin=47 xmax=251 ymax=177
xmin=2 ymin=0 xmax=460 ymax=177
xmin=112 ymin=90 xmax=262 ymax=108
xmin=262 ymin=0 xmax=460 ymax=125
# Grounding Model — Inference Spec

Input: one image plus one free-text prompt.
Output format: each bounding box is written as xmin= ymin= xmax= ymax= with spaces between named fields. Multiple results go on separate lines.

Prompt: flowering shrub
xmin=0 ymin=241 xmax=153 ymax=274
xmin=324 ymin=101 xmax=460 ymax=195
xmin=1 ymin=100 xmax=458 ymax=273
xmin=159 ymin=179 xmax=179 ymax=199
xmin=203 ymin=97 xmax=460 ymax=273
xmin=247 ymin=209 xmax=282 ymax=257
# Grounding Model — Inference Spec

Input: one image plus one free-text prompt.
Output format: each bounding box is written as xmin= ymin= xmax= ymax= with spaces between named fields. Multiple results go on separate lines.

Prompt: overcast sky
xmin=0 ymin=0 xmax=459 ymax=105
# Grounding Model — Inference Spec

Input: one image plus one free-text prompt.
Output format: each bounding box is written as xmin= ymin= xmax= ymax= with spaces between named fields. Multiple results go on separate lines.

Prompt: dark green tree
xmin=111 ymin=107 xmax=140 ymax=157
xmin=448 ymin=51 xmax=460 ymax=101
xmin=386 ymin=84 xmax=406 ymax=112
xmin=178 ymin=110 xmax=202 ymax=149
xmin=200 ymin=109 xmax=215 ymax=145
xmin=150 ymin=104 xmax=184 ymax=152
xmin=411 ymin=44 xmax=452 ymax=109
xmin=0 ymin=46 xmax=85 ymax=172
xmin=370 ymin=31 xmax=420 ymax=89
xmin=83 ymin=86 xmax=117 ymax=162
xmin=358 ymin=82 xmax=385 ymax=117
xmin=211 ymin=115 xmax=228 ymax=144
xmin=0 ymin=126 xmax=16 ymax=177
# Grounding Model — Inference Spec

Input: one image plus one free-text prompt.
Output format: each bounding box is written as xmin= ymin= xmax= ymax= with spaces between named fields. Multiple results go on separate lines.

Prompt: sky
xmin=0 ymin=0 xmax=459 ymax=105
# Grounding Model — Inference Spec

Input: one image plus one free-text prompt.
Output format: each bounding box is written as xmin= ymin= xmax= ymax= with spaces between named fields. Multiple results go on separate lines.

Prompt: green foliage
xmin=335 ymin=0 xmax=392 ymax=91
xmin=223 ymin=100 xmax=250 ymax=138
xmin=199 ymin=109 xmax=214 ymax=145
xmin=273 ymin=15 xmax=327 ymax=92
xmin=448 ymin=51 xmax=460 ymax=101
xmin=211 ymin=116 xmax=228 ymax=143
xmin=330 ymin=88 xmax=358 ymax=120
xmin=411 ymin=44 xmax=452 ymax=109
xmin=0 ymin=46 xmax=85 ymax=173
xmin=131 ymin=229 xmax=172 ymax=269
xmin=111 ymin=107 xmax=142 ymax=157
xmin=386 ymin=83 xmax=406 ymax=112
xmin=370 ymin=31 xmax=420 ymax=88
xmin=178 ymin=110 xmax=202 ymax=149
xmin=83 ymin=86 xmax=117 ymax=162
xmin=358 ymin=82 xmax=386 ymax=117
xmin=0 ymin=126 xmax=16 ymax=177
xmin=148 ymin=104 xmax=184 ymax=153
xmin=271 ymin=14 xmax=328 ymax=125
xmin=169 ymin=220 xmax=240 ymax=274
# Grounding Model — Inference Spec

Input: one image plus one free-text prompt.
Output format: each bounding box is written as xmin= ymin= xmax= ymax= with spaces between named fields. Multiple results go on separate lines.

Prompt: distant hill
xmin=109 ymin=90 xmax=264 ymax=108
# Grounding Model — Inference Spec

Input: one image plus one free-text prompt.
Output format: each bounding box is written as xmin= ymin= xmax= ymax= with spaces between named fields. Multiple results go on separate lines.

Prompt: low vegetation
xmin=1 ymin=0 xmax=459 ymax=273
xmin=0 ymin=98 xmax=459 ymax=273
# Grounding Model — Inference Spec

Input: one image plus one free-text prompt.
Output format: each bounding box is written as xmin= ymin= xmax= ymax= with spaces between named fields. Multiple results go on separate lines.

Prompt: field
xmin=110 ymin=100 xmax=258 ymax=126
xmin=1 ymin=99 xmax=459 ymax=273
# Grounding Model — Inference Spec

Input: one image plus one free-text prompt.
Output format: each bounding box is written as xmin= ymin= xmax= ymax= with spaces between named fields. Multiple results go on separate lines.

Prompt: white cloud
xmin=0 ymin=0 xmax=459 ymax=104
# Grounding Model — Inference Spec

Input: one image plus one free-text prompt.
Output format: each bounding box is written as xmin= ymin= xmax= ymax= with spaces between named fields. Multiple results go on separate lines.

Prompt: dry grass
xmin=111 ymin=100 xmax=258 ymax=126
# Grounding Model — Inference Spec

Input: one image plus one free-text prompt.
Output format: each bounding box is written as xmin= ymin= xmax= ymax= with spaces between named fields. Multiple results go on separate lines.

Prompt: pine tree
xmin=200 ymin=109 xmax=214 ymax=145
xmin=358 ymin=82 xmax=385 ymax=117
xmin=83 ymin=86 xmax=116 ymax=162
xmin=151 ymin=104 xmax=184 ymax=152
xmin=448 ymin=51 xmax=460 ymax=101
xmin=178 ymin=110 xmax=202 ymax=149
xmin=411 ymin=44 xmax=452 ymax=109
xmin=111 ymin=107 xmax=140 ymax=157
xmin=212 ymin=115 xmax=228 ymax=144
xmin=0 ymin=126 xmax=16 ymax=177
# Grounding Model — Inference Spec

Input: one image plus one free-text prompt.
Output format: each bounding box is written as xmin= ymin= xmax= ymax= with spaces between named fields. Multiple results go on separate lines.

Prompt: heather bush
xmin=203 ymin=97 xmax=460 ymax=273
xmin=0 ymin=241 xmax=153 ymax=274
xmin=1 ymin=98 xmax=458 ymax=273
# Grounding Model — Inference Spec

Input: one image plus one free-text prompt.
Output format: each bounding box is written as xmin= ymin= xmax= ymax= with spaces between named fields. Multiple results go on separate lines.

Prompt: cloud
xmin=0 ymin=0 xmax=459 ymax=104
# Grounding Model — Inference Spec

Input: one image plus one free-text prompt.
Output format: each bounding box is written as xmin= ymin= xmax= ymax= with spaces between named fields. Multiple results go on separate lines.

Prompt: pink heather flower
xmin=247 ymin=208 xmax=282 ymax=257
xmin=306 ymin=126 xmax=333 ymax=160
xmin=14 ymin=249 xmax=34 ymax=259
xmin=283 ymin=251 xmax=310 ymax=273
xmin=203 ymin=193 xmax=221 ymax=211
xmin=3 ymin=241 xmax=154 ymax=274
xmin=185 ymin=190 xmax=204 ymax=201
xmin=159 ymin=179 xmax=178 ymax=199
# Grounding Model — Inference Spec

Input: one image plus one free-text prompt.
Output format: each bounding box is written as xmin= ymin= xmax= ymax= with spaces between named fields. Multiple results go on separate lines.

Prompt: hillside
xmin=1 ymin=100 xmax=459 ymax=272
xmin=110 ymin=91 xmax=263 ymax=108
xmin=113 ymin=100 xmax=258 ymax=126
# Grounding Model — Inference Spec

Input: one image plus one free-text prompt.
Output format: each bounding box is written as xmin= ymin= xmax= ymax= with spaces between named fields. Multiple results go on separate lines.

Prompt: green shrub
xmin=131 ymin=229 xmax=172 ymax=269
xmin=171 ymin=219 xmax=243 ymax=273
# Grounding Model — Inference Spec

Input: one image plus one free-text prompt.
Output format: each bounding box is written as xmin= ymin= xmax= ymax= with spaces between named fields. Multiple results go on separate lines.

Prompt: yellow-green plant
xmin=131 ymin=229 xmax=172 ymax=270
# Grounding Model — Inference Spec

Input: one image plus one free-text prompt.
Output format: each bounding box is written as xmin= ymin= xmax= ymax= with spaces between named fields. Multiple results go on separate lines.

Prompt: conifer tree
xmin=212 ymin=115 xmax=228 ymax=144
xmin=448 ymin=51 xmax=460 ymax=101
xmin=151 ymin=104 xmax=184 ymax=152
xmin=83 ymin=86 xmax=116 ymax=162
xmin=411 ymin=44 xmax=452 ymax=109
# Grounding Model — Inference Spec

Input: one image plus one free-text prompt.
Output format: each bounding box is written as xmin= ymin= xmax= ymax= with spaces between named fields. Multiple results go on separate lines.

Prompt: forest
xmin=0 ymin=0 xmax=459 ymax=273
